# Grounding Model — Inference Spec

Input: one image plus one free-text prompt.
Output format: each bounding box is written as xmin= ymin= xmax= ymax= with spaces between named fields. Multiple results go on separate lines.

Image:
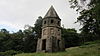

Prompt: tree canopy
xmin=69 ymin=0 xmax=100 ymax=39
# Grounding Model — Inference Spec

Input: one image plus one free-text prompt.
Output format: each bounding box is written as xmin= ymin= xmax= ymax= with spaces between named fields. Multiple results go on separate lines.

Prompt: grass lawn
xmin=15 ymin=41 xmax=100 ymax=56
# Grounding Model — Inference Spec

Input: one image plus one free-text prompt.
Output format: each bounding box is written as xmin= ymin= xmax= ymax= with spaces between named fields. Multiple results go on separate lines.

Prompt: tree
xmin=0 ymin=29 xmax=12 ymax=51
xmin=0 ymin=29 xmax=9 ymax=34
xmin=34 ymin=16 xmax=42 ymax=38
xmin=62 ymin=28 xmax=80 ymax=48
xmin=23 ymin=25 xmax=37 ymax=52
xmin=0 ymin=16 xmax=42 ymax=52
xmin=69 ymin=0 xmax=100 ymax=40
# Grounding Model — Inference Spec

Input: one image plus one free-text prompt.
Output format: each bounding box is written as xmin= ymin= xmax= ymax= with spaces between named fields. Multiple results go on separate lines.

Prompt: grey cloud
xmin=0 ymin=0 xmax=80 ymax=32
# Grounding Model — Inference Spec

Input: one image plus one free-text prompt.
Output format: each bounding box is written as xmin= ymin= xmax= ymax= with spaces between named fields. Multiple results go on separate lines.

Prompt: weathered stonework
xmin=36 ymin=6 xmax=65 ymax=52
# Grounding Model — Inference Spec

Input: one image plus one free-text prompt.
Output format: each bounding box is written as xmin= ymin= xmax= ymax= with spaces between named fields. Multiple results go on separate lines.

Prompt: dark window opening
xmin=42 ymin=39 xmax=46 ymax=50
xmin=51 ymin=20 xmax=54 ymax=23
xmin=57 ymin=40 xmax=60 ymax=49
xmin=58 ymin=29 xmax=60 ymax=31
xmin=44 ymin=21 xmax=46 ymax=24
xmin=58 ymin=21 xmax=60 ymax=26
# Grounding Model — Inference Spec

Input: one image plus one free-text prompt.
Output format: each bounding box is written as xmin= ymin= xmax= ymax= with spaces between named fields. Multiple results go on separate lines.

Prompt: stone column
xmin=36 ymin=38 xmax=42 ymax=52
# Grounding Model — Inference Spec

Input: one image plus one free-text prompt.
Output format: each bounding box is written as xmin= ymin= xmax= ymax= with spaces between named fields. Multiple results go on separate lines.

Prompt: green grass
xmin=15 ymin=40 xmax=100 ymax=56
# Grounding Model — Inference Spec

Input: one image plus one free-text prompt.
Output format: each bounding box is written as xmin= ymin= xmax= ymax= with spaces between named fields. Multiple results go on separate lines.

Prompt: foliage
xmin=0 ymin=16 xmax=42 ymax=53
xmin=0 ymin=27 xmax=37 ymax=52
xmin=34 ymin=16 xmax=42 ymax=38
xmin=0 ymin=50 xmax=22 ymax=56
xmin=69 ymin=0 xmax=100 ymax=40
xmin=79 ymin=40 xmax=100 ymax=48
xmin=61 ymin=28 xmax=81 ymax=48
xmin=22 ymin=33 xmax=37 ymax=52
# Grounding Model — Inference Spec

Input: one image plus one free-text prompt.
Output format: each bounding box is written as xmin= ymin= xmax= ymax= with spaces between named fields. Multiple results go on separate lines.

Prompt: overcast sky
xmin=0 ymin=0 xmax=81 ymax=33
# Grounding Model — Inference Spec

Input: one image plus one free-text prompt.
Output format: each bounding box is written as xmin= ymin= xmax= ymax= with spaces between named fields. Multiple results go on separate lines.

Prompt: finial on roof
xmin=44 ymin=6 xmax=59 ymax=18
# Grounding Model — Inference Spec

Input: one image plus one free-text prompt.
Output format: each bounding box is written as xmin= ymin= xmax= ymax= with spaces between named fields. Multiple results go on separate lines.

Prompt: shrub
xmin=0 ymin=50 xmax=23 ymax=56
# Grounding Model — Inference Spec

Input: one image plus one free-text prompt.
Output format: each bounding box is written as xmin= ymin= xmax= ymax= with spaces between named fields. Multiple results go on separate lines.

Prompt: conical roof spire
xmin=44 ymin=6 xmax=59 ymax=18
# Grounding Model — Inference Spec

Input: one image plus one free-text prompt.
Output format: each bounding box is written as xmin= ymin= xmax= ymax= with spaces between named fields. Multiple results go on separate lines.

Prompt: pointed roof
xmin=44 ymin=6 xmax=59 ymax=18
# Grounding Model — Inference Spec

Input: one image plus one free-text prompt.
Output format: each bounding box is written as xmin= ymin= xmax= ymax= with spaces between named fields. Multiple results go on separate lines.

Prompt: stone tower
xmin=36 ymin=6 xmax=65 ymax=52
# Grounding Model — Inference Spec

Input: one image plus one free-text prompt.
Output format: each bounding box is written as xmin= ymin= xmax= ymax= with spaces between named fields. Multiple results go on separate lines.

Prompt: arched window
xmin=51 ymin=20 xmax=54 ymax=23
xmin=44 ymin=21 xmax=46 ymax=24
xmin=58 ymin=29 xmax=60 ymax=31
xmin=58 ymin=21 xmax=60 ymax=26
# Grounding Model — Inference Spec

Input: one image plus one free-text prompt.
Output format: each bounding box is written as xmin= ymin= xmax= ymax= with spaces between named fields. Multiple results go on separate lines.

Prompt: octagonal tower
xmin=36 ymin=6 xmax=65 ymax=52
